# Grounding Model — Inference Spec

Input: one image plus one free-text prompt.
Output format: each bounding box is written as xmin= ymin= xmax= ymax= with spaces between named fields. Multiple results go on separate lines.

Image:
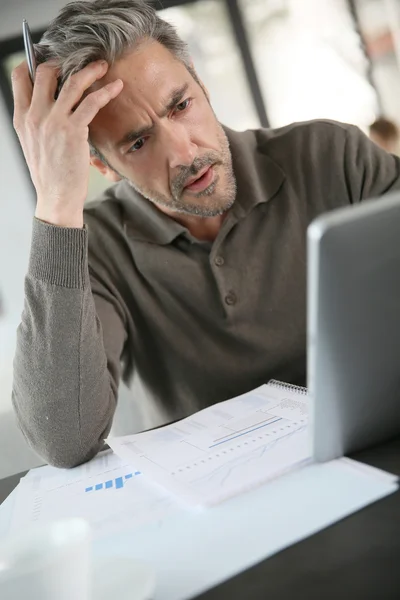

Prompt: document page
xmin=9 ymin=451 xmax=182 ymax=539
xmin=108 ymin=384 xmax=311 ymax=505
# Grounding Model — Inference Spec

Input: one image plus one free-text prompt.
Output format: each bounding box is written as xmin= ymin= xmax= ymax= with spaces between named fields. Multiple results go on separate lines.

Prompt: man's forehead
xmin=89 ymin=42 xmax=191 ymax=145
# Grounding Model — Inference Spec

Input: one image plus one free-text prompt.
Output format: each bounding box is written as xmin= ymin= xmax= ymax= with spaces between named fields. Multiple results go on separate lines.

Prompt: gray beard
xmin=126 ymin=171 xmax=236 ymax=218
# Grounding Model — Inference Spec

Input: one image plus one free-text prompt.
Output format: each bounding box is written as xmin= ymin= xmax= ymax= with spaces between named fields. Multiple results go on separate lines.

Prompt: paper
xmin=96 ymin=457 xmax=398 ymax=600
xmin=108 ymin=384 xmax=311 ymax=505
xmin=9 ymin=451 xmax=183 ymax=540
xmin=1 ymin=455 xmax=397 ymax=600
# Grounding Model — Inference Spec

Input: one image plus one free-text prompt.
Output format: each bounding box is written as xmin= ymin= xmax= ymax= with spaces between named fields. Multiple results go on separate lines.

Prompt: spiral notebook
xmin=108 ymin=381 xmax=311 ymax=506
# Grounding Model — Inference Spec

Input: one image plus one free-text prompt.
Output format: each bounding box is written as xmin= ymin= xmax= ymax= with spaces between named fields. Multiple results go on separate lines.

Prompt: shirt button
xmin=215 ymin=256 xmax=225 ymax=267
xmin=225 ymin=292 xmax=237 ymax=306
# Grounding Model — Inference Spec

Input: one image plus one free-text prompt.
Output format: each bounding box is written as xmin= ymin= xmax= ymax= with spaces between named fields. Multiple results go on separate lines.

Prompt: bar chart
xmin=85 ymin=471 xmax=141 ymax=493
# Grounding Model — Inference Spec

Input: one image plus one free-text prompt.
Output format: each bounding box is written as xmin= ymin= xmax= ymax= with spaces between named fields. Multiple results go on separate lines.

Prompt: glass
xmin=240 ymin=0 xmax=379 ymax=131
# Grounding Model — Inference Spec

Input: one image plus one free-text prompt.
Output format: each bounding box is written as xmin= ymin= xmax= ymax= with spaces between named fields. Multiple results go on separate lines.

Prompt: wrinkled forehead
xmin=88 ymin=41 xmax=193 ymax=151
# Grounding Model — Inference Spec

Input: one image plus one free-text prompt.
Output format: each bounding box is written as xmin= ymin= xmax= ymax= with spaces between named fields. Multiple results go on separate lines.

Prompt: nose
xmin=163 ymin=122 xmax=197 ymax=169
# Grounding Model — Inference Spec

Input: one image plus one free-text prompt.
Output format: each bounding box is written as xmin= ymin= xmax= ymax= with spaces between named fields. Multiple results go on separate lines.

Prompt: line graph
xmin=192 ymin=426 xmax=309 ymax=490
xmin=108 ymin=383 xmax=310 ymax=506
xmin=209 ymin=418 xmax=282 ymax=447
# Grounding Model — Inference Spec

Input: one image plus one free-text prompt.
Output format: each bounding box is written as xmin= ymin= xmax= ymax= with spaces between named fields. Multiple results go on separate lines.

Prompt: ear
xmin=90 ymin=156 xmax=121 ymax=182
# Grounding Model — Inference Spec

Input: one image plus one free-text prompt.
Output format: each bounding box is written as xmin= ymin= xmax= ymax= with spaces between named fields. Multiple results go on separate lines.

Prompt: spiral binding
xmin=268 ymin=379 xmax=308 ymax=396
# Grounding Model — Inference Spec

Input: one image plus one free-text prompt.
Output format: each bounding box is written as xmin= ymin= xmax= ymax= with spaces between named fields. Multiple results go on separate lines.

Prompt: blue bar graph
xmin=84 ymin=471 xmax=141 ymax=493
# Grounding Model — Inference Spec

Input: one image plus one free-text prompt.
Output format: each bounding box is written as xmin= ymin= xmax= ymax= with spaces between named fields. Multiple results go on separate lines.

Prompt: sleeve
xmin=12 ymin=218 xmax=128 ymax=468
xmin=344 ymin=124 xmax=400 ymax=202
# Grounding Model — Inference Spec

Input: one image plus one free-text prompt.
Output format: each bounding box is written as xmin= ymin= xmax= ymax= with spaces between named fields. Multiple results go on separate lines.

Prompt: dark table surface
xmin=0 ymin=471 xmax=26 ymax=505
xmin=1 ymin=438 xmax=400 ymax=600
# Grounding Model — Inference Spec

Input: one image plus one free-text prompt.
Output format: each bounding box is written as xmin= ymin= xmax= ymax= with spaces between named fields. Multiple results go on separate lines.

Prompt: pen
xmin=22 ymin=18 xmax=36 ymax=84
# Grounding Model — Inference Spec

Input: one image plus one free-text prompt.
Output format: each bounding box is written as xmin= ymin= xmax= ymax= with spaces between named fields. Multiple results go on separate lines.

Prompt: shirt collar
xmin=226 ymin=126 xmax=286 ymax=220
xmin=117 ymin=125 xmax=286 ymax=245
xmin=113 ymin=181 xmax=187 ymax=245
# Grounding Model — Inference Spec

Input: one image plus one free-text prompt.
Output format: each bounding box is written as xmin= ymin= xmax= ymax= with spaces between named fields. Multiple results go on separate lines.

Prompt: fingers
xmin=71 ymin=79 xmax=124 ymax=127
xmin=56 ymin=60 xmax=109 ymax=113
xmin=30 ymin=61 xmax=60 ymax=115
xmin=11 ymin=61 xmax=33 ymax=127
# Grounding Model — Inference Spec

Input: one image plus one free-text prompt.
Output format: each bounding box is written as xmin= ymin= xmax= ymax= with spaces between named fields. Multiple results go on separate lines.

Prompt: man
xmin=12 ymin=0 xmax=400 ymax=468
xmin=369 ymin=117 xmax=399 ymax=155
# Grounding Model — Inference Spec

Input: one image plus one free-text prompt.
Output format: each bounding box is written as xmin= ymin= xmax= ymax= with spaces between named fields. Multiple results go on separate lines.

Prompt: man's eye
xmin=175 ymin=98 xmax=191 ymax=112
xmin=129 ymin=138 xmax=145 ymax=153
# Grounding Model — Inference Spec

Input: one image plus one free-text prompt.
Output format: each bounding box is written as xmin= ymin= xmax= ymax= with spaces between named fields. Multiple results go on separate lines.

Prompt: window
xmin=240 ymin=0 xmax=379 ymax=130
xmin=354 ymin=0 xmax=400 ymax=127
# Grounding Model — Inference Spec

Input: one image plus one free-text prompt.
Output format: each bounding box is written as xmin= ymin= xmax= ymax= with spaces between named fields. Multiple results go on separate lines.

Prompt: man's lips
xmin=184 ymin=166 xmax=214 ymax=193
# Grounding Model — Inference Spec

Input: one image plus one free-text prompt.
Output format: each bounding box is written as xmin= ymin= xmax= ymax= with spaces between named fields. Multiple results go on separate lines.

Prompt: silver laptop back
xmin=308 ymin=191 xmax=400 ymax=462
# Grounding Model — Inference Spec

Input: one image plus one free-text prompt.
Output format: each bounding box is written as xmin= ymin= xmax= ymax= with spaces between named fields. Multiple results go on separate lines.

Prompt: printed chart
xmin=109 ymin=384 xmax=311 ymax=505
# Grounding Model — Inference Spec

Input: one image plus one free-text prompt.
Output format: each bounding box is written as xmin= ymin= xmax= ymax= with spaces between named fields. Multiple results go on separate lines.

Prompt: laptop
xmin=308 ymin=190 xmax=400 ymax=462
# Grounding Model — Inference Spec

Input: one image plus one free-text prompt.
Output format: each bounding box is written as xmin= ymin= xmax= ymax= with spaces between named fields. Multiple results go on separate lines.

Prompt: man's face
xmin=89 ymin=41 xmax=236 ymax=217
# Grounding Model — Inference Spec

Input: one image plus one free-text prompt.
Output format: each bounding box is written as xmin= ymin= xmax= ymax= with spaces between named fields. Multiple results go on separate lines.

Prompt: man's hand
xmin=11 ymin=60 xmax=123 ymax=228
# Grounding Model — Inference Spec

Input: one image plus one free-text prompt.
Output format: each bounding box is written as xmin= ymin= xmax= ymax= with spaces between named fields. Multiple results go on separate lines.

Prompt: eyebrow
xmin=115 ymin=83 xmax=190 ymax=150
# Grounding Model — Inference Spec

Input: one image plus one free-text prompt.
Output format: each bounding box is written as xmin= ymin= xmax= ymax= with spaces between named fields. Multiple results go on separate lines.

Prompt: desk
xmin=0 ymin=472 xmax=25 ymax=506
xmin=1 ymin=439 xmax=399 ymax=600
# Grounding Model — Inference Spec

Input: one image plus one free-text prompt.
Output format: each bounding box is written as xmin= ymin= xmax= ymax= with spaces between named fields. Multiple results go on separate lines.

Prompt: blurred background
xmin=1 ymin=0 xmax=400 ymax=478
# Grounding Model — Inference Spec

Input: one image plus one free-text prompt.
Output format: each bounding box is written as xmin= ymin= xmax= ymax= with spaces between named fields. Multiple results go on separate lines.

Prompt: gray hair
xmin=35 ymin=0 xmax=192 ymax=162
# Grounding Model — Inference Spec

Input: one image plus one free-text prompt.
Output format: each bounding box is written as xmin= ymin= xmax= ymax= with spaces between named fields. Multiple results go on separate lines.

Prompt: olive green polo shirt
xmin=13 ymin=120 xmax=400 ymax=467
